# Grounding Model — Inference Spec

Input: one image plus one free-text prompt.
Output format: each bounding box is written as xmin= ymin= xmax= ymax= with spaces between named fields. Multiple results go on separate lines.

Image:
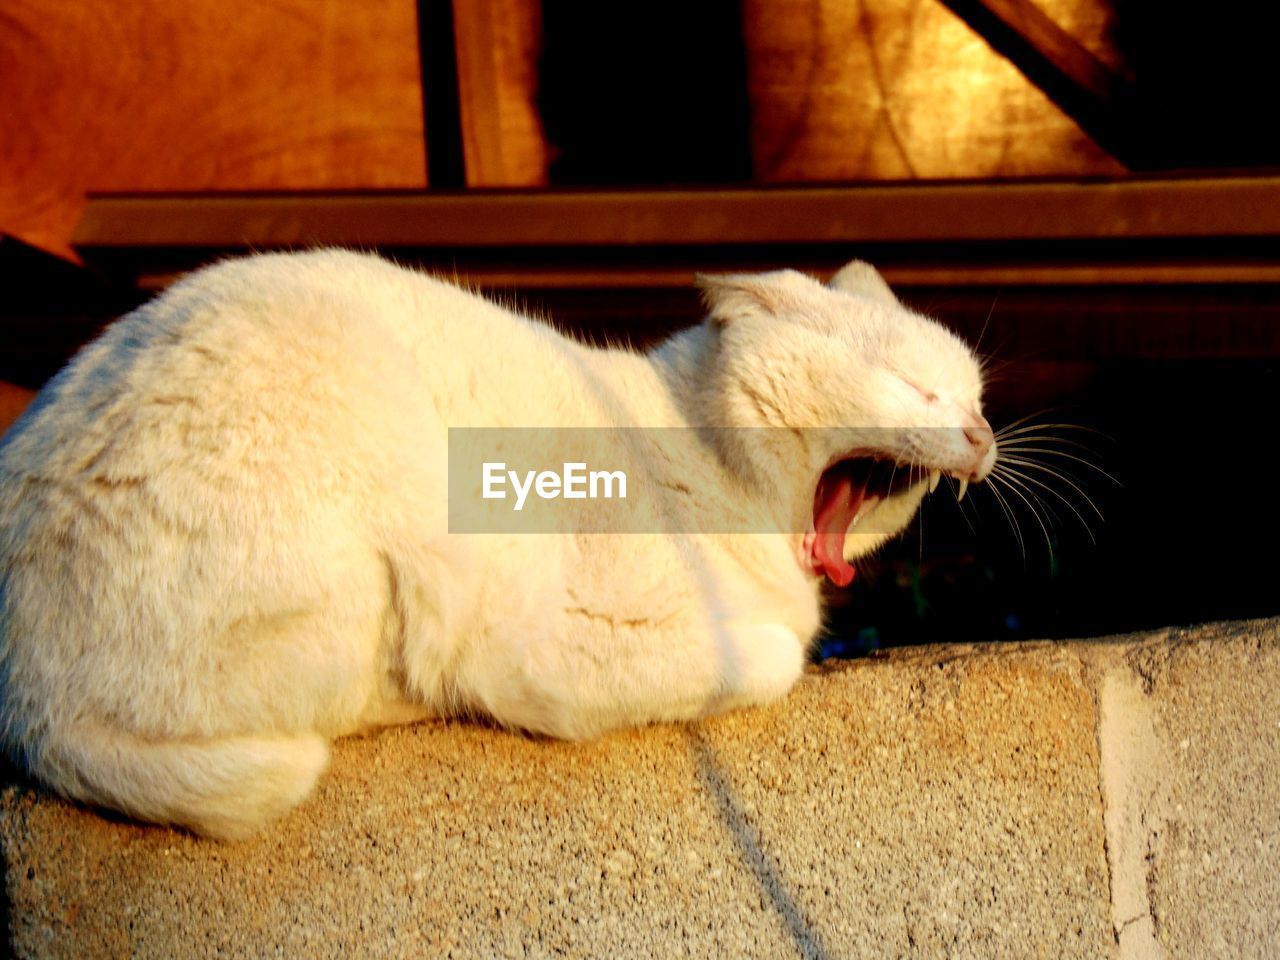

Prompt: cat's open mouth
xmin=804 ymin=455 xmax=933 ymax=587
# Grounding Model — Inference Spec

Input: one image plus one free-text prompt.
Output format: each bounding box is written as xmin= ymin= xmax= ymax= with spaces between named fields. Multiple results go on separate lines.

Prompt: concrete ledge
xmin=3 ymin=619 xmax=1278 ymax=958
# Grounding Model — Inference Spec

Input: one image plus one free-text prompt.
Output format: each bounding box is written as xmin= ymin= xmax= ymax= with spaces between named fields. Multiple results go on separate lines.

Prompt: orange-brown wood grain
xmin=742 ymin=0 xmax=1126 ymax=181
xmin=452 ymin=0 xmax=548 ymax=187
xmin=939 ymin=0 xmax=1143 ymax=166
xmin=0 ymin=382 xmax=36 ymax=437
xmin=0 ymin=0 xmax=427 ymax=258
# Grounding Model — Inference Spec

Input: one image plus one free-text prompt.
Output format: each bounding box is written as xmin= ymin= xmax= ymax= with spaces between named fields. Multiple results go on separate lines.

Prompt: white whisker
xmin=983 ymin=473 xmax=1026 ymax=564
xmin=975 ymin=294 xmax=998 ymax=358
xmin=948 ymin=475 xmax=979 ymax=534
xmin=994 ymin=464 xmax=1098 ymax=545
xmin=993 ymin=468 xmax=1064 ymax=528
xmin=992 ymin=409 xmax=1060 ymax=438
xmin=995 ymin=446 xmax=1121 ymax=486
xmin=989 ymin=472 xmax=1055 ymax=568
xmin=996 ymin=434 xmax=1110 ymax=459
xmin=995 ymin=422 xmax=1110 ymax=442
xmin=913 ymin=455 xmax=924 ymax=565
xmin=997 ymin=455 xmax=1106 ymax=521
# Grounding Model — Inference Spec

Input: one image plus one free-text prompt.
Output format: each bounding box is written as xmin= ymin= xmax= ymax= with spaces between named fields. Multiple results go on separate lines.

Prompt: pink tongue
xmin=811 ymin=466 xmax=869 ymax=587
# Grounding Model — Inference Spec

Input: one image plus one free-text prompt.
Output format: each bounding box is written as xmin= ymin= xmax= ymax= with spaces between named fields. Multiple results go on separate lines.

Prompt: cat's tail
xmin=31 ymin=722 xmax=330 ymax=840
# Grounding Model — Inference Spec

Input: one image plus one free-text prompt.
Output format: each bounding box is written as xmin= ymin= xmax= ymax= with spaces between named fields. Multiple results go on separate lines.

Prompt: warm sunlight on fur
xmin=0 ymin=252 xmax=995 ymax=837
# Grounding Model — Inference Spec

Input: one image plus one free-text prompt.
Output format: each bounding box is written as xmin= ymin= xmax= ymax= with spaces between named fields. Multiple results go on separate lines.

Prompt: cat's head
xmin=697 ymin=261 xmax=995 ymax=586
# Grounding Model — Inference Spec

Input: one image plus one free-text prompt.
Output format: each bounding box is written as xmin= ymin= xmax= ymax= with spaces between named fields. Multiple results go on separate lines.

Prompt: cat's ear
xmin=695 ymin=270 xmax=819 ymax=324
xmin=828 ymin=260 xmax=899 ymax=307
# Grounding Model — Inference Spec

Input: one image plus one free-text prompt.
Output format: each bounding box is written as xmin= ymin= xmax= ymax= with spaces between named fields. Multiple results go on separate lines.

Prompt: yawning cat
xmin=0 ymin=252 xmax=994 ymax=838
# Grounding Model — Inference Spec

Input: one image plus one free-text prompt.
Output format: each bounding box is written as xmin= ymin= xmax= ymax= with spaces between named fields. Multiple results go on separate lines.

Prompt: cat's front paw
xmin=716 ymin=622 xmax=805 ymax=711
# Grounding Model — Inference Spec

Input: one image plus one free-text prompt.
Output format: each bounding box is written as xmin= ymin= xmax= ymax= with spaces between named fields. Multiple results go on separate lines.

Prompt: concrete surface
xmin=2 ymin=618 xmax=1277 ymax=959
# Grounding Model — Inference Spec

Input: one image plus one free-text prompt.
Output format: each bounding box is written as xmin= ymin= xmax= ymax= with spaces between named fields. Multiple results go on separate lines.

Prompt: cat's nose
xmin=964 ymin=417 xmax=994 ymax=455
xmin=963 ymin=415 xmax=995 ymax=473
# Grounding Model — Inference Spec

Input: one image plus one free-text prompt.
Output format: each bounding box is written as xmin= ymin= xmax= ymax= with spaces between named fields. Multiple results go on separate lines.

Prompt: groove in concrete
xmin=1096 ymin=663 xmax=1167 ymax=960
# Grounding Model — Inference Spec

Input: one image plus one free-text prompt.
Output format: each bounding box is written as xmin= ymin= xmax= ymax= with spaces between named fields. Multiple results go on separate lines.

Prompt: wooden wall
xmin=451 ymin=0 xmax=1131 ymax=187
xmin=5 ymin=0 xmax=1275 ymax=252
xmin=741 ymin=0 xmax=1125 ymax=181
xmin=473 ymin=0 xmax=1279 ymax=182
xmin=0 ymin=0 xmax=1165 ymax=254
xmin=453 ymin=0 xmax=549 ymax=186
xmin=0 ymin=0 xmax=427 ymax=258
xmin=0 ymin=382 xmax=35 ymax=437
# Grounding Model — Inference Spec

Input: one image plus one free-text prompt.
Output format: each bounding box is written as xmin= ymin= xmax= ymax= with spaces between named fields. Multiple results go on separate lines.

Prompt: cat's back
xmin=0 ymin=251 xmax=553 ymax=489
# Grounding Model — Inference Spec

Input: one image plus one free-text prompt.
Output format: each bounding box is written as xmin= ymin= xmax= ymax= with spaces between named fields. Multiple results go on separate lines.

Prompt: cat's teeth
xmin=957 ymin=478 xmax=969 ymax=502
xmin=928 ymin=470 xmax=941 ymax=493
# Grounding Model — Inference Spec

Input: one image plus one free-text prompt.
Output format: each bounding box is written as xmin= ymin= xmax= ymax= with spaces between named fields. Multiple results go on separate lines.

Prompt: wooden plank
xmin=118 ymin=261 xmax=1280 ymax=296
xmin=458 ymin=262 xmax=1280 ymax=291
xmin=939 ymin=0 xmax=1143 ymax=167
xmin=0 ymin=0 xmax=427 ymax=259
xmin=741 ymin=0 xmax=1125 ymax=181
xmin=0 ymin=382 xmax=36 ymax=437
xmin=452 ymin=0 xmax=549 ymax=186
xmin=73 ymin=178 xmax=1280 ymax=250
xmin=942 ymin=0 xmax=1125 ymax=103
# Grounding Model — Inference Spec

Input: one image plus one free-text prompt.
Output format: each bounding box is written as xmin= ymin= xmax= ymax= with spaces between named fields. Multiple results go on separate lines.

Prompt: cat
xmin=0 ymin=251 xmax=995 ymax=839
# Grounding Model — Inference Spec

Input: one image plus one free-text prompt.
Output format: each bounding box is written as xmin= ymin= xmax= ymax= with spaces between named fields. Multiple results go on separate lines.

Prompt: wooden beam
xmin=937 ymin=0 xmax=1145 ymax=168
xmin=0 ymin=382 xmax=37 ymax=436
xmin=451 ymin=0 xmax=549 ymax=186
xmin=74 ymin=178 xmax=1280 ymax=250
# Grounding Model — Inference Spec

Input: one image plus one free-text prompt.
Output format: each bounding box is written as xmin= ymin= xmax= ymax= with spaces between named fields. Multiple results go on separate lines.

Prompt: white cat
xmin=0 ymin=251 xmax=995 ymax=838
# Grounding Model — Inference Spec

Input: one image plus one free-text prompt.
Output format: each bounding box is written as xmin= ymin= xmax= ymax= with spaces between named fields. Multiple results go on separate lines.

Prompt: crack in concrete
xmin=1096 ymin=661 xmax=1168 ymax=960
xmin=1094 ymin=756 xmax=1122 ymax=947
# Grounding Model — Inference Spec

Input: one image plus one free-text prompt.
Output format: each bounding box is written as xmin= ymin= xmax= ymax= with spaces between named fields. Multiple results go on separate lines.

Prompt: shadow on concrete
xmin=0 ymin=754 xmax=25 ymax=958
xmin=690 ymin=729 xmax=834 ymax=960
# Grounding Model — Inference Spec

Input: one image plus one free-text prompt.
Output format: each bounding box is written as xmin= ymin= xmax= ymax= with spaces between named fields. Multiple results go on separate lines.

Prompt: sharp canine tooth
xmin=957 ymin=478 xmax=969 ymax=502
xmin=928 ymin=470 xmax=941 ymax=493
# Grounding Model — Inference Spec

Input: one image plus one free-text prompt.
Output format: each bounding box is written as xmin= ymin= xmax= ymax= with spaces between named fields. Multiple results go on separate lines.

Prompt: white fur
xmin=0 ymin=251 xmax=990 ymax=837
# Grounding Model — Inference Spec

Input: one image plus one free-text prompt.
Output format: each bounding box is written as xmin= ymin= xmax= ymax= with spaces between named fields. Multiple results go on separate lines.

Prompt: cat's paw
xmin=717 ymin=622 xmax=805 ymax=710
